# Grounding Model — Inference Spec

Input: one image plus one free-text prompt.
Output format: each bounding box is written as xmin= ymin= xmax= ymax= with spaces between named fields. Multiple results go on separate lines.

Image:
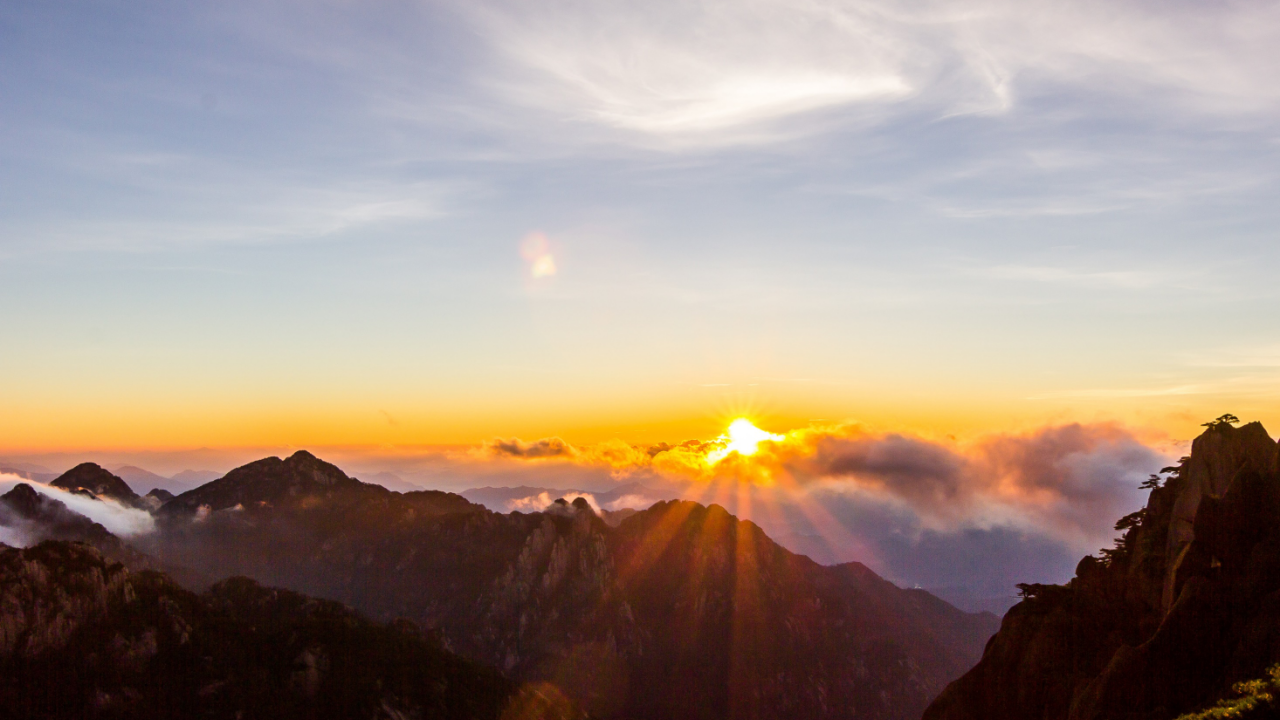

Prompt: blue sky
xmin=2 ymin=0 xmax=1280 ymax=450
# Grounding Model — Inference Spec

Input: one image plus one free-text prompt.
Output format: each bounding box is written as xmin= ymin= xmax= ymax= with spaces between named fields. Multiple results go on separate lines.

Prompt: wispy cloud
xmin=975 ymin=264 xmax=1165 ymax=289
xmin=1184 ymin=344 xmax=1280 ymax=369
xmin=9 ymin=179 xmax=458 ymax=254
xmin=1027 ymin=386 xmax=1207 ymax=400
xmin=486 ymin=437 xmax=579 ymax=459
xmin=453 ymin=0 xmax=1280 ymax=147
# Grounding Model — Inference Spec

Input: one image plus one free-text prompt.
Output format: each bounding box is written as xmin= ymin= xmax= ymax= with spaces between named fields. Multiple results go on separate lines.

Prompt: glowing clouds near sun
xmin=520 ymin=232 xmax=557 ymax=279
xmin=706 ymin=418 xmax=784 ymax=464
xmin=394 ymin=420 xmax=1172 ymax=597
xmin=477 ymin=421 xmax=1167 ymax=550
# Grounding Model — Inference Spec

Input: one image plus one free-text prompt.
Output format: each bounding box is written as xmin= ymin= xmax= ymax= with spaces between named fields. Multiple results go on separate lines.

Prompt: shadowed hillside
xmin=0 ymin=541 xmax=541 ymax=720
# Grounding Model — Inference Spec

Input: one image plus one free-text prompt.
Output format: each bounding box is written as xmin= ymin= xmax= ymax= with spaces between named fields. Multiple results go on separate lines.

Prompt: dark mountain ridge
xmin=0 ymin=540 xmax=539 ymax=719
xmin=924 ymin=418 xmax=1280 ymax=720
xmin=137 ymin=449 xmax=998 ymax=720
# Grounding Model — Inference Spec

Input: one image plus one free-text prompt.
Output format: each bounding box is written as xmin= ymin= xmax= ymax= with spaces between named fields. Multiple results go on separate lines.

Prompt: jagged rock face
xmin=0 ymin=541 xmax=132 ymax=658
xmin=924 ymin=421 xmax=1280 ymax=720
xmin=0 ymin=541 xmax=525 ymax=720
xmin=1162 ymin=422 xmax=1279 ymax=609
xmin=50 ymin=464 xmax=143 ymax=508
xmin=141 ymin=456 xmax=999 ymax=720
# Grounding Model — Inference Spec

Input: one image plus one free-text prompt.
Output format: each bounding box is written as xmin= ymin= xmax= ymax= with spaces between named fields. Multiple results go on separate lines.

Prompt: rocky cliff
xmin=923 ymin=418 xmax=1280 ymax=720
xmin=140 ymin=450 xmax=998 ymax=720
xmin=0 ymin=540 xmax=536 ymax=720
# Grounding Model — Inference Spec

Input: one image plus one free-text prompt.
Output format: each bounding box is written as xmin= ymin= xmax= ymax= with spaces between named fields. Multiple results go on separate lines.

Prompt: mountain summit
xmin=50 ymin=463 xmax=143 ymax=507
xmin=162 ymin=450 xmax=365 ymax=513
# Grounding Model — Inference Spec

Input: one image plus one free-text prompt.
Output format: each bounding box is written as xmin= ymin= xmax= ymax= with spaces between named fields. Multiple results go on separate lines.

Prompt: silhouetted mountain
xmin=0 ymin=541 xmax=547 ymax=720
xmin=168 ymin=469 xmax=221 ymax=492
xmin=145 ymin=488 xmax=175 ymax=504
xmin=51 ymin=463 xmax=144 ymax=508
xmin=142 ymin=450 xmax=998 ymax=720
xmin=0 ymin=466 xmax=57 ymax=483
xmin=113 ymin=465 xmax=170 ymax=492
xmin=924 ymin=419 xmax=1280 ymax=720
xmin=359 ymin=470 xmax=425 ymax=493
xmin=924 ymin=586 xmax=1020 ymax=616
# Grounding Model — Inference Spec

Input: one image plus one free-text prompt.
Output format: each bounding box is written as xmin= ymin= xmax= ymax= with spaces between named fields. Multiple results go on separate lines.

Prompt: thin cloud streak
xmin=455 ymin=0 xmax=1280 ymax=146
xmin=5 ymin=177 xmax=461 ymax=254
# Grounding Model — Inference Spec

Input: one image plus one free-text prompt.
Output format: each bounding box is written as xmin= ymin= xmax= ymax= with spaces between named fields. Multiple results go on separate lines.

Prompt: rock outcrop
xmin=924 ymin=419 xmax=1280 ymax=720
xmin=0 ymin=541 xmax=529 ymax=719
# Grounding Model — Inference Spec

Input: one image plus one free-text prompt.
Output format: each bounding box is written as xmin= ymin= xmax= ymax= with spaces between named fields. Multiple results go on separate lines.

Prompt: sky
xmin=3 ymin=0 xmax=1279 ymax=603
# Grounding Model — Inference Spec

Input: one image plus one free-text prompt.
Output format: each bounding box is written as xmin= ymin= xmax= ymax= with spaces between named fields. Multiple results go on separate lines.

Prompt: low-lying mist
xmin=0 ymin=473 xmax=156 ymax=546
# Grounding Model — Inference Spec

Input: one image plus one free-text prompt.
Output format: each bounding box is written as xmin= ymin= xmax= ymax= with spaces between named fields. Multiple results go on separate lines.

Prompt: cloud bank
xmin=479 ymin=422 xmax=1170 ymax=605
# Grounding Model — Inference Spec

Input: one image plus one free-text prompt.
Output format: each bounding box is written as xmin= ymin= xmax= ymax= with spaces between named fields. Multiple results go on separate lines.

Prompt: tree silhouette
xmin=1203 ymin=414 xmax=1240 ymax=429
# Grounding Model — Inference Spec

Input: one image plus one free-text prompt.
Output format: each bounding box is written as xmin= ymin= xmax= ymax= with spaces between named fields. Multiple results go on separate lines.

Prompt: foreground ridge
xmin=0 ymin=540 xmax=553 ymax=720
xmin=924 ymin=418 xmax=1280 ymax=720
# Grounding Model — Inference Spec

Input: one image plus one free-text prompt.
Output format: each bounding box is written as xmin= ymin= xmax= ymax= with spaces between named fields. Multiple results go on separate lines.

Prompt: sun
xmin=706 ymin=418 xmax=784 ymax=464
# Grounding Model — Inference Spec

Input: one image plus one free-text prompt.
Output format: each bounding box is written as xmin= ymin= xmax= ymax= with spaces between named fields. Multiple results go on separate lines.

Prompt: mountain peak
xmin=1 ymin=483 xmax=43 ymax=517
xmin=50 ymin=463 xmax=142 ymax=507
xmin=162 ymin=450 xmax=361 ymax=514
xmin=282 ymin=449 xmax=349 ymax=486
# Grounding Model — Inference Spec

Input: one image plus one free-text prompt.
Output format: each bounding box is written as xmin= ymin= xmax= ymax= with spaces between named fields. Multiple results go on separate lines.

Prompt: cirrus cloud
xmin=457 ymin=0 xmax=1280 ymax=145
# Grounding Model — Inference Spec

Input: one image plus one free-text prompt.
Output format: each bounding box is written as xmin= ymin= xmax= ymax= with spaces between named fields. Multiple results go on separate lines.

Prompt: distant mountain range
xmin=0 ymin=466 xmax=57 ymax=483
xmin=1 ymin=463 xmax=221 ymax=495
xmin=113 ymin=466 xmax=221 ymax=495
xmin=0 ymin=450 xmax=999 ymax=720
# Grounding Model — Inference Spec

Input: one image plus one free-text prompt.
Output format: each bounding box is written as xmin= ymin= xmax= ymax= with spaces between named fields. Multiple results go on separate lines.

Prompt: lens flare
xmin=706 ymin=418 xmax=783 ymax=464
xmin=520 ymin=231 xmax=557 ymax=279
